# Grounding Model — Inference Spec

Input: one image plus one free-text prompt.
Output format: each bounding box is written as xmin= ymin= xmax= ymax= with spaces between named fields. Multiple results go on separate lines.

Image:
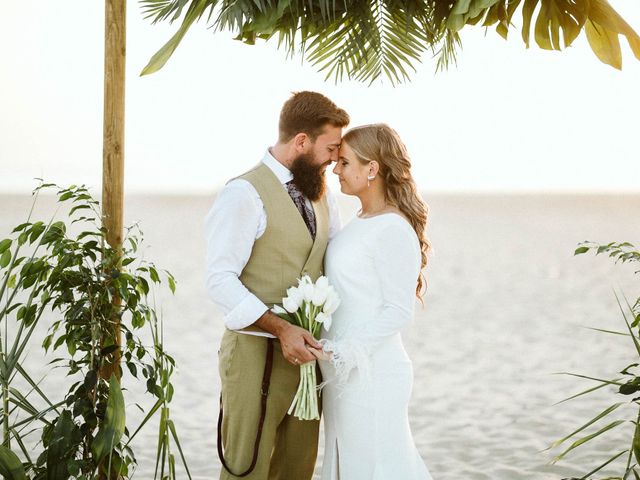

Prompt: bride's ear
xmin=369 ymin=161 xmax=380 ymax=178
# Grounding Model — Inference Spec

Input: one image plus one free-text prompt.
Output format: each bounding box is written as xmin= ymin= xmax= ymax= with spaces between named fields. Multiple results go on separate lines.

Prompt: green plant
xmin=549 ymin=241 xmax=640 ymax=480
xmin=0 ymin=183 xmax=189 ymax=479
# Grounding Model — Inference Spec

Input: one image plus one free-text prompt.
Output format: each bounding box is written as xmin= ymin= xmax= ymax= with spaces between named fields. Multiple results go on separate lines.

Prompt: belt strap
xmin=217 ymin=337 xmax=274 ymax=477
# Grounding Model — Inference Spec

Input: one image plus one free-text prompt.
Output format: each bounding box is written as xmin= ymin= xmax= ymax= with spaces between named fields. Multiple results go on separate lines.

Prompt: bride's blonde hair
xmin=342 ymin=124 xmax=431 ymax=298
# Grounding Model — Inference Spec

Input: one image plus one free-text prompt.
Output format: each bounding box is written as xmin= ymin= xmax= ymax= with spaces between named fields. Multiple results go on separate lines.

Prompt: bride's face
xmin=333 ymin=142 xmax=370 ymax=195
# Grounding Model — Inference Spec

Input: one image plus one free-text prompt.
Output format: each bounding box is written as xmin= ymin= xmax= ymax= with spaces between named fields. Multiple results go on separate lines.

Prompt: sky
xmin=0 ymin=1 xmax=639 ymax=194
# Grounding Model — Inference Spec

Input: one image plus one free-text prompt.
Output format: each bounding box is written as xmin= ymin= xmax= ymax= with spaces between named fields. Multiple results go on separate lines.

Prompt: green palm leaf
xmin=549 ymin=402 xmax=624 ymax=450
xmin=140 ymin=0 xmax=640 ymax=81
xmin=465 ymin=0 xmax=640 ymax=69
xmin=141 ymin=1 xmax=449 ymax=82
xmin=553 ymin=378 xmax=623 ymax=405
xmin=0 ymin=446 xmax=27 ymax=480
xmin=141 ymin=0 xmax=191 ymax=22
xmin=580 ymin=449 xmax=628 ymax=480
xmin=553 ymin=419 xmax=625 ymax=463
xmin=92 ymin=375 xmax=126 ymax=464
xmin=140 ymin=0 xmax=213 ymax=75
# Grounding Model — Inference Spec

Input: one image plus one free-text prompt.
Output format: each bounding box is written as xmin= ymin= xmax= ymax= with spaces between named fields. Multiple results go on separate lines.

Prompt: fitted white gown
xmin=318 ymin=213 xmax=433 ymax=480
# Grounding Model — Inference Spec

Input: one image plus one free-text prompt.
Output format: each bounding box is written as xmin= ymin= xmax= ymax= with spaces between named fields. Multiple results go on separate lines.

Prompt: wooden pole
xmin=101 ymin=0 xmax=126 ymax=381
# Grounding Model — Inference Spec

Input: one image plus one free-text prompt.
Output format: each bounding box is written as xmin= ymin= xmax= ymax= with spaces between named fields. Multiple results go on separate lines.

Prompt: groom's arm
xmin=205 ymin=180 xmax=270 ymax=330
xmin=255 ymin=311 xmax=321 ymax=364
xmin=205 ymin=180 xmax=320 ymax=364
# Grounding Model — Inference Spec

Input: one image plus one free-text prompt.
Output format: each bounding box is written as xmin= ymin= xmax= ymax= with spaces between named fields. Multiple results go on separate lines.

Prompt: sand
xmin=1 ymin=192 xmax=639 ymax=479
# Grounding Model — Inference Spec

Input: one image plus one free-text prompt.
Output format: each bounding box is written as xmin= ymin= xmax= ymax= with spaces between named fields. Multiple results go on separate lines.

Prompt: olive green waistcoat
xmin=237 ymin=163 xmax=329 ymax=310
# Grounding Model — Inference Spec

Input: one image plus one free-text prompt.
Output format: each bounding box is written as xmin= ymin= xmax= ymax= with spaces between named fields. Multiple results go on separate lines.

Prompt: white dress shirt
xmin=205 ymin=150 xmax=342 ymax=337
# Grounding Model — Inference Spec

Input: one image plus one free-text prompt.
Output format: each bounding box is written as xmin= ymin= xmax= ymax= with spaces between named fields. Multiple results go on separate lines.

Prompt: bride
xmin=310 ymin=124 xmax=433 ymax=480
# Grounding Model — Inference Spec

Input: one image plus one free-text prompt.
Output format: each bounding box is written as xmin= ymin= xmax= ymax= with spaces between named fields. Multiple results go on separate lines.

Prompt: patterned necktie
xmin=286 ymin=180 xmax=317 ymax=240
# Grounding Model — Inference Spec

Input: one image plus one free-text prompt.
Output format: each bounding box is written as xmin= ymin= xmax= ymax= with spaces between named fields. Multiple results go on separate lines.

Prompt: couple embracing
xmin=205 ymin=91 xmax=433 ymax=480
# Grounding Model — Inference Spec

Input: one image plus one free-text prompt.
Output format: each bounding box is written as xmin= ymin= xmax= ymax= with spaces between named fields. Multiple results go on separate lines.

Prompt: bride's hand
xmin=308 ymin=346 xmax=332 ymax=362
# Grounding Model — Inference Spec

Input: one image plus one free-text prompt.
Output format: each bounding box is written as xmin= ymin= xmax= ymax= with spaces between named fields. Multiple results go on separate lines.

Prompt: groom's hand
xmin=254 ymin=311 xmax=320 ymax=365
xmin=278 ymin=323 xmax=321 ymax=365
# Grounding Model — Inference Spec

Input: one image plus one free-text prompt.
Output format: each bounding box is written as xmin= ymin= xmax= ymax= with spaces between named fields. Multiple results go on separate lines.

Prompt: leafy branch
xmin=550 ymin=241 xmax=640 ymax=479
xmin=0 ymin=182 xmax=188 ymax=479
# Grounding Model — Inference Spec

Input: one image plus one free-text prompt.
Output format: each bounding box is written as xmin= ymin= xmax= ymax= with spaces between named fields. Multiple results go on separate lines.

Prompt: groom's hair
xmin=278 ymin=91 xmax=349 ymax=143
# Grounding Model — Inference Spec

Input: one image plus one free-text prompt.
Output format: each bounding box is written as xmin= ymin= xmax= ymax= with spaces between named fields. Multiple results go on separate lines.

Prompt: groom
xmin=205 ymin=91 xmax=349 ymax=480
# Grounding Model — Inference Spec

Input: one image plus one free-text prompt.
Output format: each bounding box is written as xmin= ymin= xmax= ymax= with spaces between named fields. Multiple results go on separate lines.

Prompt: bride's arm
xmin=319 ymin=223 xmax=421 ymax=383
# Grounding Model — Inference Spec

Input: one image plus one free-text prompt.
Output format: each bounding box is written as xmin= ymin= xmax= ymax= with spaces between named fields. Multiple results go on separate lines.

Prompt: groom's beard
xmin=290 ymin=153 xmax=327 ymax=202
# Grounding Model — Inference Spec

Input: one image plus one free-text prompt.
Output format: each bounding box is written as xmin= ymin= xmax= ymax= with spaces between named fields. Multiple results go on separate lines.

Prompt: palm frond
xmin=140 ymin=0 xmax=217 ymax=75
xmin=435 ymin=29 xmax=461 ymax=72
xmin=454 ymin=0 xmax=640 ymax=69
xmin=140 ymin=0 xmax=640 ymax=82
xmin=141 ymin=0 xmax=447 ymax=82
xmin=140 ymin=0 xmax=193 ymax=23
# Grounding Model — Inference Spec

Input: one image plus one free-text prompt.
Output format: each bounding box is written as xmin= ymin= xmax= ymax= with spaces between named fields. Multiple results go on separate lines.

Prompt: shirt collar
xmin=262 ymin=149 xmax=293 ymax=185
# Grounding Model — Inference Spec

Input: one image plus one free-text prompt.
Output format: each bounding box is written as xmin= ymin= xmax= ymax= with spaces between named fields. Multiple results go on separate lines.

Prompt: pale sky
xmin=1 ymin=1 xmax=639 ymax=194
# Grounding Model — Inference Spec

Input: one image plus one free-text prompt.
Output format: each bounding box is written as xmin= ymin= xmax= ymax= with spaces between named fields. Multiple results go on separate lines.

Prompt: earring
xmin=367 ymin=174 xmax=375 ymax=187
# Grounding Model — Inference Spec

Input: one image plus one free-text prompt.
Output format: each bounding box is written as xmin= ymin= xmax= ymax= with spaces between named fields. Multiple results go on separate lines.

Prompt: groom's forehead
xmin=316 ymin=125 xmax=343 ymax=144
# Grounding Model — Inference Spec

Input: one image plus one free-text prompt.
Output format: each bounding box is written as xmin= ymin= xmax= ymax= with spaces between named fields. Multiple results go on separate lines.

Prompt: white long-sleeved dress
xmin=319 ymin=213 xmax=433 ymax=480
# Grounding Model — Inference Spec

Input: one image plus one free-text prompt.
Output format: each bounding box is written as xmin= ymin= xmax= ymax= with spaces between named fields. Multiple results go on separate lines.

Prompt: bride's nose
xmin=332 ymin=162 xmax=340 ymax=175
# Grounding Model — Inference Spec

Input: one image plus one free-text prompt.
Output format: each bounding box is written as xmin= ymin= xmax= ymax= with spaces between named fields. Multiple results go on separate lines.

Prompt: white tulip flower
xmin=323 ymin=289 xmax=340 ymax=315
xmin=272 ymin=305 xmax=287 ymax=315
xmin=311 ymin=283 xmax=329 ymax=307
xmin=286 ymin=287 xmax=304 ymax=308
xmin=299 ymin=275 xmax=312 ymax=285
xmin=315 ymin=276 xmax=329 ymax=290
xmin=283 ymin=296 xmax=299 ymax=313
xmin=315 ymin=311 xmax=332 ymax=330
xmin=301 ymin=283 xmax=315 ymax=303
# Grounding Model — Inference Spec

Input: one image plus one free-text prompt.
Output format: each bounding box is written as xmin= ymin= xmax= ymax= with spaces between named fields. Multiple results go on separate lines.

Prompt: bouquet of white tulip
xmin=272 ymin=275 xmax=340 ymax=420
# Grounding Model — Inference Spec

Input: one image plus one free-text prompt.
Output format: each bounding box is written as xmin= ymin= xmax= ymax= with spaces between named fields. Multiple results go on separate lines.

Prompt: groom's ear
xmin=293 ymin=132 xmax=310 ymax=152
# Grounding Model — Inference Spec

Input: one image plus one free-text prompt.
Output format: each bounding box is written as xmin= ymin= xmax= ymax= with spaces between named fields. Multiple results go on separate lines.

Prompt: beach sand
xmin=1 ymin=192 xmax=639 ymax=479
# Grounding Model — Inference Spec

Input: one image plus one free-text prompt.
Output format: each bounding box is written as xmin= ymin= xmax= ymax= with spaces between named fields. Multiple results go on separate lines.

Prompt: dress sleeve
xmin=322 ymin=220 xmax=421 ymax=384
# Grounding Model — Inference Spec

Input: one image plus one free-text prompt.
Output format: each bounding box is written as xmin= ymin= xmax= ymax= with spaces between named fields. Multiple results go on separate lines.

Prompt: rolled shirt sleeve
xmin=204 ymin=180 xmax=269 ymax=330
xmin=206 ymin=163 xmax=342 ymax=331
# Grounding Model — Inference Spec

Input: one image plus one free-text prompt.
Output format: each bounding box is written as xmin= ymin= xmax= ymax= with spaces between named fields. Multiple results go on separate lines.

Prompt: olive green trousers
xmin=218 ymin=329 xmax=320 ymax=480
